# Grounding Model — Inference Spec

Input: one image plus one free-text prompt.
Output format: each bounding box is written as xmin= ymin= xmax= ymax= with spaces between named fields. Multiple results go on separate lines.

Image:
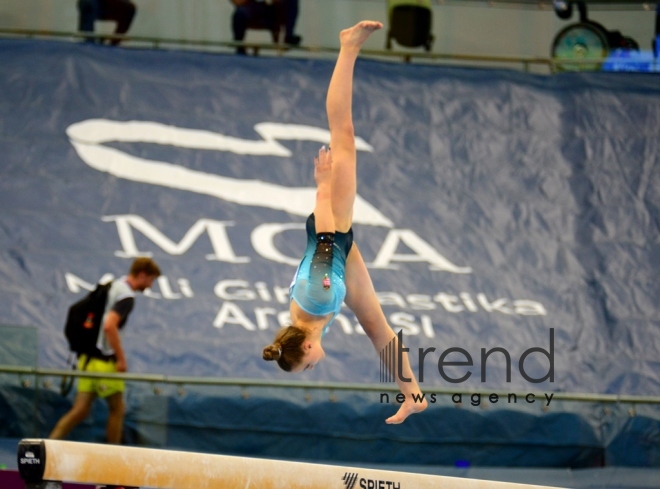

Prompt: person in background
xmin=229 ymin=0 xmax=301 ymax=55
xmin=49 ymin=257 xmax=161 ymax=444
xmin=78 ymin=0 xmax=137 ymax=46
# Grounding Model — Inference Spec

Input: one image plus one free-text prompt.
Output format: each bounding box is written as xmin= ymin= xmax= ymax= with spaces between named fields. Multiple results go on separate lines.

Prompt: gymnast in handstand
xmin=262 ymin=20 xmax=426 ymax=424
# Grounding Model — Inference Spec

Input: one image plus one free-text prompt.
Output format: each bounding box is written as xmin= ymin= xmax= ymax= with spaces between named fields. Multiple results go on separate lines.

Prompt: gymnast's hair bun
xmin=262 ymin=344 xmax=281 ymax=361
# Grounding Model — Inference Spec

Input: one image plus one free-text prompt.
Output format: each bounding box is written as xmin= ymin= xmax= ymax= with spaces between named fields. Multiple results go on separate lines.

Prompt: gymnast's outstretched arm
xmin=309 ymin=146 xmax=336 ymax=290
xmin=313 ymin=146 xmax=334 ymax=234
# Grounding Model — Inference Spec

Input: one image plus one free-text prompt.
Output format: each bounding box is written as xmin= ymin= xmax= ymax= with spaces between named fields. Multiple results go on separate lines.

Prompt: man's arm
xmin=103 ymin=310 xmax=127 ymax=372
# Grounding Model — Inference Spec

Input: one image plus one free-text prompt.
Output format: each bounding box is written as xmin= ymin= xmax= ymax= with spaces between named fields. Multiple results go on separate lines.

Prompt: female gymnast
xmin=262 ymin=21 xmax=426 ymax=424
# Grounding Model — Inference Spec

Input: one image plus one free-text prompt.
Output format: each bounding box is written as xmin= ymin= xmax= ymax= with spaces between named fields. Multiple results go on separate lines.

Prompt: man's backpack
xmin=64 ymin=281 xmax=112 ymax=358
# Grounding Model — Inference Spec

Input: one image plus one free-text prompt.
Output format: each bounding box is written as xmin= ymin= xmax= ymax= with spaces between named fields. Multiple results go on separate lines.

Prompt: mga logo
xmin=66 ymin=119 xmax=389 ymax=226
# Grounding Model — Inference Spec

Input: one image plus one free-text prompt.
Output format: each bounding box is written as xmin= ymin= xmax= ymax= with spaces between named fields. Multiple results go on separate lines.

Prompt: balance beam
xmin=18 ymin=439 xmax=564 ymax=489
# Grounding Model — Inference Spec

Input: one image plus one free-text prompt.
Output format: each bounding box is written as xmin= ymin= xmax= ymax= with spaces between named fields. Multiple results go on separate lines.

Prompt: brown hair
xmin=262 ymin=326 xmax=306 ymax=372
xmin=129 ymin=257 xmax=161 ymax=277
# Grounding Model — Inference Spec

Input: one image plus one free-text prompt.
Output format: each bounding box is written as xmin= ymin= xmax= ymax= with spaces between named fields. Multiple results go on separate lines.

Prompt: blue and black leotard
xmin=289 ymin=213 xmax=354 ymax=336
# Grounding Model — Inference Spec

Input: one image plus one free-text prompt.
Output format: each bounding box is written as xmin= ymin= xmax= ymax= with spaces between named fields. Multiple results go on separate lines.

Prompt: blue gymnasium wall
xmin=0 ymin=39 xmax=659 ymax=467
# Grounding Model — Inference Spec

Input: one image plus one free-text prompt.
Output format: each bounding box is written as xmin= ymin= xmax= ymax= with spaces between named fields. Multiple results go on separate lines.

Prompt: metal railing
xmin=6 ymin=27 xmax=656 ymax=74
xmin=2 ymin=365 xmax=659 ymax=404
xmin=4 ymin=27 xmax=655 ymax=74
xmin=0 ymin=27 xmax=558 ymax=72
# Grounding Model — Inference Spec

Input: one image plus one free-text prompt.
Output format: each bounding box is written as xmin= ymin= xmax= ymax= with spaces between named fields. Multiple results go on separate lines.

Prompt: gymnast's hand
xmin=314 ymin=145 xmax=332 ymax=187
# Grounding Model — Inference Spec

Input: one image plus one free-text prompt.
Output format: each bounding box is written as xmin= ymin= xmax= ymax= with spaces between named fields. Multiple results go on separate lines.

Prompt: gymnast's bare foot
xmin=339 ymin=20 xmax=383 ymax=51
xmin=385 ymin=396 xmax=428 ymax=424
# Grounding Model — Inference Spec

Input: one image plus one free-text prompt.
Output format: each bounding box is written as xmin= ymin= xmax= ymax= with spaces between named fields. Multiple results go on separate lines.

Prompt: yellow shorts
xmin=77 ymin=355 xmax=125 ymax=398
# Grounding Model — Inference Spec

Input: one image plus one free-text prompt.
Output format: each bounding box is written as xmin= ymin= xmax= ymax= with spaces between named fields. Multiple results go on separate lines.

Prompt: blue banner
xmin=1 ymin=39 xmax=659 ymax=399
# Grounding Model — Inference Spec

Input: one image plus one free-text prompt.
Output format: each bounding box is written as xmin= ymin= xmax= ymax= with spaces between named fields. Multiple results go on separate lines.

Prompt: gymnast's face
xmin=293 ymin=340 xmax=326 ymax=373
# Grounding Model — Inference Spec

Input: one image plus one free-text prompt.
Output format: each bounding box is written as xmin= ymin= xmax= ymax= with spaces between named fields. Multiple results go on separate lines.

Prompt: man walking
xmin=50 ymin=257 xmax=161 ymax=443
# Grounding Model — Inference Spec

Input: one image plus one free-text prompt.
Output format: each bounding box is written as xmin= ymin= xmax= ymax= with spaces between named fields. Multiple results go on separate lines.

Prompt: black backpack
xmin=64 ymin=281 xmax=112 ymax=358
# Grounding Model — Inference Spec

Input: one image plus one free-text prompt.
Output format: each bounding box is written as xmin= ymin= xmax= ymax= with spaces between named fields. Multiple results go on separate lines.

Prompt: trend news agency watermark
xmin=379 ymin=328 xmax=556 ymax=407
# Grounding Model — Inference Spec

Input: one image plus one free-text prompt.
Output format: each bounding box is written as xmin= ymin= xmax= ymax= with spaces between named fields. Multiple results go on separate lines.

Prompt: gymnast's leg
xmin=344 ymin=245 xmax=427 ymax=424
xmin=326 ymin=20 xmax=381 ymax=232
